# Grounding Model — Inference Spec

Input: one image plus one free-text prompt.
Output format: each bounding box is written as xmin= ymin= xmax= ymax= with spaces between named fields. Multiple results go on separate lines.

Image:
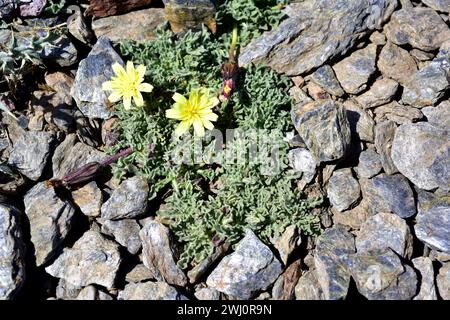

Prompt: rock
xmin=19 ymin=0 xmax=46 ymax=17
xmin=349 ymin=248 xmax=418 ymax=300
xmin=71 ymin=36 xmax=123 ymax=119
xmin=42 ymin=35 xmax=78 ymax=67
xmin=333 ymin=44 xmax=378 ymax=95
xmin=355 ymin=79 xmax=399 ymax=109
xmin=422 ymin=101 xmax=450 ymax=129
xmin=412 ymin=257 xmax=438 ymax=300
xmin=360 ymin=174 xmax=416 ymax=219
xmin=55 ymin=279 xmax=82 ymax=300
xmin=0 ymin=202 xmax=26 ymax=300
xmin=370 ymin=31 xmax=387 ymax=46
xmin=356 ymin=212 xmax=413 ymax=258
xmin=195 ymin=287 xmax=221 ymax=300
xmin=437 ymin=263 xmax=450 ymax=300
xmin=100 ymin=219 xmax=142 ymax=255
xmin=355 ymin=148 xmax=383 ymax=179
xmin=385 ymin=7 xmax=450 ymax=52
xmin=187 ymin=243 xmax=230 ymax=284
xmin=374 ymin=101 xmax=424 ymax=125
xmin=305 ymin=81 xmax=331 ymax=100
xmin=8 ymin=131 xmax=54 ymax=181
xmin=0 ymin=0 xmax=16 ymax=19
xmin=53 ymin=106 xmax=75 ymax=133
xmin=402 ymin=56 xmax=450 ymax=107
xmin=125 ymin=264 xmax=156 ymax=283
xmin=140 ymin=221 xmax=187 ymax=287
xmin=118 ymin=281 xmax=188 ymax=300
xmin=101 ymin=176 xmax=149 ymax=220
xmin=415 ymin=192 xmax=450 ymax=253
xmin=206 ymin=229 xmax=282 ymax=299
xmin=308 ymin=65 xmax=345 ymax=97
xmin=52 ymin=134 xmax=107 ymax=178
xmin=72 ymin=182 xmax=103 ymax=217
xmin=313 ymin=226 xmax=356 ymax=300
xmin=92 ymin=8 xmax=166 ymax=43
xmin=287 ymin=148 xmax=318 ymax=188
xmin=344 ymin=100 xmax=375 ymax=142
xmin=273 ymin=225 xmax=300 ymax=265
xmin=238 ymin=0 xmax=397 ymax=76
xmin=410 ymin=48 xmax=435 ymax=61
xmin=378 ymin=42 xmax=418 ymax=85
xmin=375 ymin=120 xmax=398 ymax=175
xmin=429 ymin=250 xmax=450 ymax=263
xmin=24 ymin=182 xmax=76 ymax=266
xmin=295 ymin=270 xmax=324 ymax=300
xmin=272 ymin=259 xmax=302 ymax=300
xmin=391 ymin=122 xmax=449 ymax=191
xmin=327 ymin=169 xmax=360 ymax=212
xmin=422 ymin=0 xmax=450 ymax=13
xmin=76 ymin=285 xmax=113 ymax=300
xmin=331 ymin=199 xmax=370 ymax=230
xmin=45 ymin=231 xmax=121 ymax=288
xmin=0 ymin=164 xmax=26 ymax=195
xmin=292 ymin=100 xmax=351 ymax=162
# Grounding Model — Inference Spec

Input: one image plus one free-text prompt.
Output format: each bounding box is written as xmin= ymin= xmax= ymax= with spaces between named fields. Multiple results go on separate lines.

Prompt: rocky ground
xmin=1 ymin=0 xmax=450 ymax=300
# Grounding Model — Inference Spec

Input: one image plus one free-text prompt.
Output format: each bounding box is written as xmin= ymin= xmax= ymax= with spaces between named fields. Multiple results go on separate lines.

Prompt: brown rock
xmin=378 ymin=42 xmax=418 ymax=85
xmin=86 ymin=0 xmax=153 ymax=18
xmin=355 ymin=78 xmax=399 ymax=109
xmin=374 ymin=101 xmax=424 ymax=124
xmin=375 ymin=120 xmax=398 ymax=175
xmin=72 ymin=181 xmax=103 ymax=217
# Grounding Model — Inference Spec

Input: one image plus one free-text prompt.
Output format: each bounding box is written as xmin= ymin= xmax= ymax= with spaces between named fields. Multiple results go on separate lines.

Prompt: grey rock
xmin=195 ymin=287 xmax=221 ymax=300
xmin=391 ymin=122 xmax=450 ymax=191
xmin=92 ymin=8 xmax=166 ymax=43
xmin=52 ymin=134 xmax=107 ymax=178
xmin=140 ymin=221 xmax=187 ymax=286
xmin=55 ymin=279 xmax=81 ymax=300
xmin=355 ymin=79 xmax=399 ymax=109
xmin=437 ymin=263 xmax=450 ymax=300
xmin=370 ymin=31 xmax=387 ymax=46
xmin=410 ymin=48 xmax=435 ymax=61
xmin=308 ymin=65 xmax=345 ymax=97
xmin=53 ymin=106 xmax=75 ymax=133
xmin=187 ymin=243 xmax=230 ymax=284
xmin=333 ymin=44 xmax=378 ymax=95
xmin=349 ymin=248 xmax=418 ymax=300
xmin=374 ymin=101 xmax=424 ymax=125
xmin=429 ymin=249 xmax=450 ymax=263
xmin=415 ymin=192 xmax=450 ymax=253
xmin=42 ymin=35 xmax=78 ymax=67
xmin=24 ymin=182 xmax=76 ymax=266
xmin=101 ymin=176 xmax=149 ymax=220
xmin=422 ymin=101 xmax=450 ymax=129
xmin=273 ymin=225 xmax=301 ymax=265
xmin=0 ymin=0 xmax=16 ymax=19
xmin=118 ymin=281 xmax=188 ymax=300
xmin=0 ymin=202 xmax=26 ymax=300
xmin=71 ymin=36 xmax=123 ymax=119
xmin=238 ymin=0 xmax=397 ymax=76
xmin=72 ymin=181 xmax=103 ymax=218
xmin=8 ymin=131 xmax=54 ymax=181
xmin=206 ymin=229 xmax=283 ymax=299
xmin=344 ymin=100 xmax=375 ymax=142
xmin=402 ymin=56 xmax=450 ymax=107
xmin=293 ymin=100 xmax=351 ymax=162
xmin=327 ymin=168 xmax=361 ymax=212
xmin=125 ymin=264 xmax=156 ymax=283
xmin=314 ymin=226 xmax=356 ymax=300
xmin=412 ymin=257 xmax=438 ymax=300
xmin=375 ymin=120 xmax=398 ymax=175
xmin=378 ymin=42 xmax=418 ymax=85
xmin=385 ymin=7 xmax=450 ymax=52
xmin=360 ymin=174 xmax=416 ymax=219
xmin=356 ymin=212 xmax=413 ymax=258
xmin=101 ymin=219 xmax=142 ymax=255
xmin=288 ymin=148 xmax=318 ymax=187
xmin=19 ymin=0 xmax=46 ymax=17
xmin=331 ymin=198 xmax=370 ymax=230
xmin=295 ymin=270 xmax=324 ymax=300
xmin=355 ymin=148 xmax=383 ymax=178
xmin=422 ymin=0 xmax=450 ymax=13
xmin=76 ymin=285 xmax=113 ymax=300
xmin=45 ymin=231 xmax=121 ymax=288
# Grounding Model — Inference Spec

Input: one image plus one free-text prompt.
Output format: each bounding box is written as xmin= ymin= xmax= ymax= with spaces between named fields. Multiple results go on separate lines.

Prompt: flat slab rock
xmin=412 ymin=257 xmax=438 ymax=300
xmin=118 ymin=282 xmax=188 ymax=300
xmin=100 ymin=218 xmax=142 ymax=255
xmin=437 ymin=262 xmax=450 ymax=300
xmin=70 ymin=36 xmax=123 ymax=119
xmin=238 ymin=0 xmax=397 ymax=76
xmin=24 ymin=182 xmax=76 ymax=266
xmin=45 ymin=231 xmax=122 ymax=288
xmin=0 ymin=202 xmax=26 ymax=300
xmin=327 ymin=168 xmax=360 ymax=212
xmin=206 ymin=229 xmax=282 ymax=299
xmin=392 ymin=122 xmax=449 ymax=191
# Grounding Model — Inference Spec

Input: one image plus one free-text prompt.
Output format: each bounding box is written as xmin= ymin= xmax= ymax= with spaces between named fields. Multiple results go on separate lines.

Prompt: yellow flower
xmin=102 ymin=61 xmax=154 ymax=110
xmin=166 ymin=88 xmax=219 ymax=137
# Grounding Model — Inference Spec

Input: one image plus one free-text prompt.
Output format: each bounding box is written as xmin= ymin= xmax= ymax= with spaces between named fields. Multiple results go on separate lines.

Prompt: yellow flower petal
xmin=136 ymin=65 xmax=146 ymax=80
xmin=166 ymin=108 xmax=183 ymax=120
xmin=102 ymin=81 xmax=114 ymax=91
xmin=173 ymin=92 xmax=187 ymax=104
xmin=112 ymin=62 xmax=126 ymax=78
xmin=175 ymin=121 xmax=191 ymax=136
xmin=126 ymin=61 xmax=135 ymax=78
xmin=193 ymin=120 xmax=205 ymax=137
xmin=108 ymin=92 xmax=122 ymax=103
xmin=201 ymin=119 xmax=214 ymax=130
xmin=203 ymin=112 xmax=218 ymax=122
xmin=138 ymin=83 xmax=154 ymax=92
xmin=133 ymin=91 xmax=144 ymax=107
xmin=123 ymin=95 xmax=132 ymax=110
